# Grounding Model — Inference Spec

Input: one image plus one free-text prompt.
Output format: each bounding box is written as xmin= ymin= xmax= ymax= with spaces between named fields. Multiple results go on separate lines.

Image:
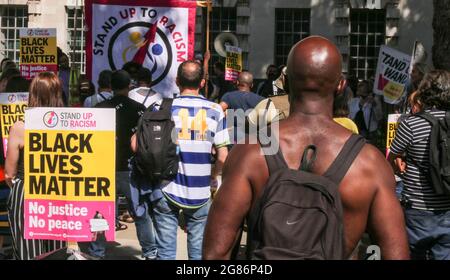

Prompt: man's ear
xmin=176 ymin=77 xmax=180 ymax=87
xmin=200 ymin=78 xmax=206 ymax=89
xmin=335 ymin=77 xmax=347 ymax=96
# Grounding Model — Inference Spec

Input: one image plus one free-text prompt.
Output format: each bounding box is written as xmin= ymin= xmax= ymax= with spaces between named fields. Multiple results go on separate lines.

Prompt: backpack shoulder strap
xmin=258 ymin=127 xmax=288 ymax=175
xmin=323 ymin=134 xmax=366 ymax=184
xmin=160 ymin=98 xmax=173 ymax=112
xmin=416 ymin=111 xmax=439 ymax=125
xmin=142 ymin=89 xmax=154 ymax=105
xmin=98 ymin=92 xmax=107 ymax=101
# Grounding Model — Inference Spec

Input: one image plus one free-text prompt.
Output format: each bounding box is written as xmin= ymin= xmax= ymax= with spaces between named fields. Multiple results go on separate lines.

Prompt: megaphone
xmin=214 ymin=32 xmax=239 ymax=57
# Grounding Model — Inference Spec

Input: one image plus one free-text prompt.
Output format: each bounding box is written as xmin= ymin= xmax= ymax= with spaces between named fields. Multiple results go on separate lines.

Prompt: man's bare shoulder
xmin=223 ymin=140 xmax=270 ymax=189
xmin=340 ymin=143 xmax=395 ymax=206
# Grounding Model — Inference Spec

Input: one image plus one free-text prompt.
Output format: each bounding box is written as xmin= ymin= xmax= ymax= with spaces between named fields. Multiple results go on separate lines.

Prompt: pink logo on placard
xmin=43 ymin=111 xmax=58 ymax=128
xmin=8 ymin=94 xmax=16 ymax=102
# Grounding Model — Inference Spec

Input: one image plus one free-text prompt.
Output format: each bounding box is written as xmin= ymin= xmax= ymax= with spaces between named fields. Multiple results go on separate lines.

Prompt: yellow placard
xmin=20 ymin=37 xmax=57 ymax=65
xmin=383 ymin=81 xmax=405 ymax=102
xmin=24 ymin=130 xmax=115 ymax=202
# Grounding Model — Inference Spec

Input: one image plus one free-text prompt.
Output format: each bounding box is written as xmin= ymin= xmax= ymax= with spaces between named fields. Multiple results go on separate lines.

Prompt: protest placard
xmin=374 ymin=45 xmax=412 ymax=104
xmin=23 ymin=108 xmax=115 ymax=242
xmin=225 ymin=45 xmax=242 ymax=82
xmin=19 ymin=28 xmax=58 ymax=79
xmin=85 ymin=0 xmax=196 ymax=96
xmin=0 ymin=92 xmax=28 ymax=158
xmin=386 ymin=113 xmax=402 ymax=157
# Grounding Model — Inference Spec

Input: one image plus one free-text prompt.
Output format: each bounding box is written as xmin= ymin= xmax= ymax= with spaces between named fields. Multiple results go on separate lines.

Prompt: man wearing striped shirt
xmin=389 ymin=70 xmax=450 ymax=260
xmin=152 ymin=61 xmax=229 ymax=260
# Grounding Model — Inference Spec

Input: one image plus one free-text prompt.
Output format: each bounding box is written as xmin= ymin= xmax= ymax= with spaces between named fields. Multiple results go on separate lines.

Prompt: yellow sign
xmin=19 ymin=28 xmax=57 ymax=79
xmin=225 ymin=45 xmax=242 ymax=81
xmin=24 ymin=108 xmax=116 ymax=242
xmin=386 ymin=113 xmax=401 ymax=156
xmin=0 ymin=92 xmax=28 ymax=157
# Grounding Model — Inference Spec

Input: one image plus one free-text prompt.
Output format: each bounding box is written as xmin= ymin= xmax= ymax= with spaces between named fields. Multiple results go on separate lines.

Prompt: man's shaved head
xmin=238 ymin=71 xmax=253 ymax=87
xmin=286 ymin=36 xmax=342 ymax=104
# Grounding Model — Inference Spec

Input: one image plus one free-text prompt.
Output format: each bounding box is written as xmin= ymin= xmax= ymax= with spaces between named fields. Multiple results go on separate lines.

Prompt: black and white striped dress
xmin=390 ymin=109 xmax=450 ymax=211
xmin=7 ymin=149 xmax=65 ymax=260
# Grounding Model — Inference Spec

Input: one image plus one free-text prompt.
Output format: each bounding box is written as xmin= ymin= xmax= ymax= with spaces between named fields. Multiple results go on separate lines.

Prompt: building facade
xmin=0 ymin=0 xmax=434 ymax=79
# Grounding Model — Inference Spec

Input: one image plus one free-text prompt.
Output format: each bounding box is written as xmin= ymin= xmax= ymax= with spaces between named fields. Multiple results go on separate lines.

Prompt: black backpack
xmin=248 ymin=134 xmax=365 ymax=260
xmin=134 ymin=98 xmax=179 ymax=185
xmin=416 ymin=111 xmax=450 ymax=195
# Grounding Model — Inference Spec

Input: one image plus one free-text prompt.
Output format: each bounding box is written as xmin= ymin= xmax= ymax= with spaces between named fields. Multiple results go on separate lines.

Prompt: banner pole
xmin=204 ymin=1 xmax=212 ymax=99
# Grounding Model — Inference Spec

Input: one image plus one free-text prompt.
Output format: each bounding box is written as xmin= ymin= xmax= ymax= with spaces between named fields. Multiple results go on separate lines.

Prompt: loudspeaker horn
xmin=213 ymin=32 xmax=239 ymax=57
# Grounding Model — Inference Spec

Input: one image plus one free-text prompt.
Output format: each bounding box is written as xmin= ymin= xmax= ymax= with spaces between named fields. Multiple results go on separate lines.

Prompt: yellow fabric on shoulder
xmin=334 ymin=117 xmax=359 ymax=134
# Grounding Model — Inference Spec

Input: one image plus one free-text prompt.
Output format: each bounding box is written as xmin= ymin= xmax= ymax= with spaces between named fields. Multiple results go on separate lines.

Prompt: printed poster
xmin=0 ymin=92 xmax=28 ymax=157
xmin=19 ymin=28 xmax=57 ymax=79
xmin=225 ymin=45 xmax=242 ymax=82
xmin=24 ymin=108 xmax=116 ymax=242
xmin=386 ymin=113 xmax=402 ymax=157
xmin=85 ymin=0 xmax=197 ymax=97
xmin=374 ymin=45 xmax=412 ymax=104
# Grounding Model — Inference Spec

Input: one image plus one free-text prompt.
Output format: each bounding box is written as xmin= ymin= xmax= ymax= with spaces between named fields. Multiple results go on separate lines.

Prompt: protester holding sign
xmin=4 ymin=72 xmax=66 ymax=260
xmin=388 ymin=70 xmax=450 ymax=259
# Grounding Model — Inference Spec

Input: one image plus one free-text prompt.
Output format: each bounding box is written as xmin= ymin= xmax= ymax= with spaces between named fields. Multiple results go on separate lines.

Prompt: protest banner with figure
xmin=85 ymin=0 xmax=196 ymax=97
xmin=19 ymin=28 xmax=57 ymax=79
xmin=374 ymin=45 xmax=412 ymax=104
xmin=23 ymin=108 xmax=115 ymax=242
xmin=0 ymin=92 xmax=28 ymax=158
xmin=225 ymin=45 xmax=242 ymax=82
xmin=386 ymin=113 xmax=402 ymax=157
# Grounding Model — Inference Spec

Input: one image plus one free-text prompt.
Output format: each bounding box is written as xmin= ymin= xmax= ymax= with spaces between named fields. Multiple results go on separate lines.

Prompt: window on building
xmin=66 ymin=6 xmax=86 ymax=74
xmin=275 ymin=9 xmax=310 ymax=67
xmin=0 ymin=6 xmax=28 ymax=63
xmin=349 ymin=8 xmax=386 ymax=80
xmin=209 ymin=7 xmax=237 ymax=72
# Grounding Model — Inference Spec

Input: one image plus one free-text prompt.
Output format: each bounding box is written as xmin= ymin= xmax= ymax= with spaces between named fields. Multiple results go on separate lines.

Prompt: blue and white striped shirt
xmin=162 ymin=95 xmax=230 ymax=208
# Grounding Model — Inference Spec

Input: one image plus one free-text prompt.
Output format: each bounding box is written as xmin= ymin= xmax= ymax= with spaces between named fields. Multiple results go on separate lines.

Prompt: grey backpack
xmin=248 ymin=134 xmax=365 ymax=260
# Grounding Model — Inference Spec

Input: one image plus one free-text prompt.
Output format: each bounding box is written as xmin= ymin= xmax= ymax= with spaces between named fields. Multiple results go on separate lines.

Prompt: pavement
xmin=79 ymin=221 xmax=247 ymax=260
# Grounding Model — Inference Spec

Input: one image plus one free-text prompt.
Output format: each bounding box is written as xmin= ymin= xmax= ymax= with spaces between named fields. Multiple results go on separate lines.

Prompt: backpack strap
xmin=142 ymin=89 xmax=154 ymax=105
xmin=98 ymin=92 xmax=107 ymax=101
xmin=159 ymin=98 xmax=173 ymax=115
xmin=416 ymin=111 xmax=439 ymax=126
xmin=445 ymin=111 xmax=450 ymax=137
xmin=259 ymin=127 xmax=288 ymax=175
xmin=323 ymin=134 xmax=366 ymax=184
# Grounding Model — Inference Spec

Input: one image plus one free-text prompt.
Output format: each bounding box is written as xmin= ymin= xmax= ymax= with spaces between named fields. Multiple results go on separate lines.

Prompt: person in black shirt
xmin=89 ymin=70 xmax=148 ymax=259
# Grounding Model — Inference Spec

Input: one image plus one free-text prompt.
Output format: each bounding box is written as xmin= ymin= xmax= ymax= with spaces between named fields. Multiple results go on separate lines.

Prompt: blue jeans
xmin=404 ymin=208 xmax=450 ymax=260
xmin=152 ymin=195 xmax=210 ymax=260
xmin=395 ymin=180 xmax=404 ymax=201
xmin=89 ymin=171 xmax=158 ymax=259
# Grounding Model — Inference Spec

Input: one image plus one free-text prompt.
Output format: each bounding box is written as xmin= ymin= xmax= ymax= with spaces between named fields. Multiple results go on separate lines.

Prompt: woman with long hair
xmin=5 ymin=72 xmax=65 ymax=260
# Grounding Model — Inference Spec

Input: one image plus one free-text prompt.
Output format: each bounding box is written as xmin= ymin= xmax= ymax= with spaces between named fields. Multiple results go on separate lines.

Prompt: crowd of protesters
xmin=0 ymin=35 xmax=449 ymax=260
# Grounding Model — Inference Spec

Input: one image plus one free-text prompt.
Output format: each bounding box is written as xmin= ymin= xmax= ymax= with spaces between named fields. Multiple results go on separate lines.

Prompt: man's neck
xmin=139 ymin=83 xmax=151 ymax=89
xmin=180 ymin=89 xmax=200 ymax=96
xmin=238 ymin=87 xmax=250 ymax=93
xmin=114 ymin=90 xmax=128 ymax=97
xmin=289 ymin=99 xmax=334 ymax=121
xmin=99 ymin=88 xmax=112 ymax=93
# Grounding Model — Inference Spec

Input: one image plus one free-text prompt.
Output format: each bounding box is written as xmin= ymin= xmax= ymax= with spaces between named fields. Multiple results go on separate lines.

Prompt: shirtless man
xmin=202 ymin=36 xmax=409 ymax=260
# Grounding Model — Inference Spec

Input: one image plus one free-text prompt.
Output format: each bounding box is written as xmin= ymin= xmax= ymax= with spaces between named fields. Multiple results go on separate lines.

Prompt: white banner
xmin=373 ymin=45 xmax=412 ymax=104
xmin=85 ymin=0 xmax=197 ymax=97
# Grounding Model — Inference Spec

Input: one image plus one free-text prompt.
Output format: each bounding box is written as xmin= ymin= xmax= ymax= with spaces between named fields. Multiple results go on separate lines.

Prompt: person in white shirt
xmin=348 ymin=80 xmax=383 ymax=139
xmin=128 ymin=67 xmax=164 ymax=109
xmin=84 ymin=70 xmax=113 ymax=107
